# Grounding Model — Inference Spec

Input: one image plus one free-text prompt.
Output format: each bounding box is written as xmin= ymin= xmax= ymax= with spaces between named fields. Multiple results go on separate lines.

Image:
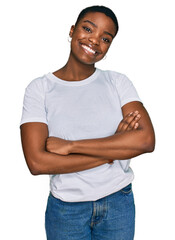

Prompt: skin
xmin=53 ymin=12 xmax=116 ymax=81
xmin=46 ymin=102 xmax=155 ymax=160
xmin=20 ymin=12 xmax=155 ymax=175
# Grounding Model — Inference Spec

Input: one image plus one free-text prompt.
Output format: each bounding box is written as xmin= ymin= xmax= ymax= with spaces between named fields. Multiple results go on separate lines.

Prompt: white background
xmin=0 ymin=0 xmax=174 ymax=239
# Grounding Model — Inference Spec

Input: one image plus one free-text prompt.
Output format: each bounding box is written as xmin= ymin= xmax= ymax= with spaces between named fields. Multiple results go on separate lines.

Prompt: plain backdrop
xmin=1 ymin=0 xmax=174 ymax=239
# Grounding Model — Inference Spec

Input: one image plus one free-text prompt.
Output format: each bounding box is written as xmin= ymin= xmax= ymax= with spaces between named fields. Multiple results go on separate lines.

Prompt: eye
xmin=102 ymin=38 xmax=111 ymax=43
xmin=82 ymin=26 xmax=92 ymax=33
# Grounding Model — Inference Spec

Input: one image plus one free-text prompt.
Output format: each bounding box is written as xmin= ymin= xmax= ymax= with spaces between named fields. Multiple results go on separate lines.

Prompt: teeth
xmin=81 ymin=44 xmax=96 ymax=54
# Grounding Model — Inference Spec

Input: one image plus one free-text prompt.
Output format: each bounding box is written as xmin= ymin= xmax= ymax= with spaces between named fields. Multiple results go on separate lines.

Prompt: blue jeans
xmin=45 ymin=184 xmax=135 ymax=240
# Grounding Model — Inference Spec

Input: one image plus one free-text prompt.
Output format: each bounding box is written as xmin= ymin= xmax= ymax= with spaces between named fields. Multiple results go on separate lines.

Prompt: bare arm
xmin=20 ymin=122 xmax=113 ymax=175
xmin=71 ymin=101 xmax=155 ymax=159
xmin=48 ymin=102 xmax=155 ymax=160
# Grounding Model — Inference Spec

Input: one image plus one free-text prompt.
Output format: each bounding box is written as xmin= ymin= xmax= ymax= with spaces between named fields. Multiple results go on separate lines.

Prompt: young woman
xmin=20 ymin=5 xmax=155 ymax=240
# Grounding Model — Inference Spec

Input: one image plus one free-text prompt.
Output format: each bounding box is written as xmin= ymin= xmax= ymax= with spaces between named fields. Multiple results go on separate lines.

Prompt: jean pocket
xmin=120 ymin=183 xmax=132 ymax=195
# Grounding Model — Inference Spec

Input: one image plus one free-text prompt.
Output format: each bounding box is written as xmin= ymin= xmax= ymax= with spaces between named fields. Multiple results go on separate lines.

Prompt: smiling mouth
xmin=80 ymin=44 xmax=98 ymax=55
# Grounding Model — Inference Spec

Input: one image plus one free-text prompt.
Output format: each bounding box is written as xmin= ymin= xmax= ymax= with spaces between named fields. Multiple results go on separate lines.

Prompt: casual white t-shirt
xmin=20 ymin=68 xmax=141 ymax=202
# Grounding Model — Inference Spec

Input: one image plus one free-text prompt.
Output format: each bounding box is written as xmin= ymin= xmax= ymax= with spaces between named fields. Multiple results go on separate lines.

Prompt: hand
xmin=108 ymin=111 xmax=141 ymax=165
xmin=46 ymin=137 xmax=72 ymax=155
xmin=116 ymin=111 xmax=141 ymax=133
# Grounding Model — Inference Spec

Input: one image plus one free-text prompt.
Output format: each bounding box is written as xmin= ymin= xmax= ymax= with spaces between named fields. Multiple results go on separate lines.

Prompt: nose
xmin=88 ymin=35 xmax=100 ymax=45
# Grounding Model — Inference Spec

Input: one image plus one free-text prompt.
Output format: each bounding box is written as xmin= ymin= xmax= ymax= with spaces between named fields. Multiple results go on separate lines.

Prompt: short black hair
xmin=75 ymin=5 xmax=119 ymax=37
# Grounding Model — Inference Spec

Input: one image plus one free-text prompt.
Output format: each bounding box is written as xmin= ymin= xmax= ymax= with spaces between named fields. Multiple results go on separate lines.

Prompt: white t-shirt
xmin=20 ymin=68 xmax=141 ymax=202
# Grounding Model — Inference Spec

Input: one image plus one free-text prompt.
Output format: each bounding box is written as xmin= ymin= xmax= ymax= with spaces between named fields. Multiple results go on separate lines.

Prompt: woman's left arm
xmin=70 ymin=101 xmax=155 ymax=159
xmin=47 ymin=101 xmax=155 ymax=160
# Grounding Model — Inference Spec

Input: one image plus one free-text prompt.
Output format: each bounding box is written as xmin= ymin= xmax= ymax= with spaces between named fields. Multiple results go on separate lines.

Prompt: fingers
xmin=108 ymin=159 xmax=114 ymax=165
xmin=127 ymin=111 xmax=141 ymax=131
xmin=117 ymin=111 xmax=141 ymax=133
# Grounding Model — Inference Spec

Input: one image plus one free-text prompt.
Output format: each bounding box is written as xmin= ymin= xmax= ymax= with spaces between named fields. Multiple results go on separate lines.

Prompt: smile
xmin=81 ymin=44 xmax=97 ymax=55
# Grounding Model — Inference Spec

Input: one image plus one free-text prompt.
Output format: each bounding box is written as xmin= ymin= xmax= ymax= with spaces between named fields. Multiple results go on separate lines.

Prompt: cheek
xmin=72 ymin=28 xmax=86 ymax=39
xmin=101 ymin=43 xmax=111 ymax=54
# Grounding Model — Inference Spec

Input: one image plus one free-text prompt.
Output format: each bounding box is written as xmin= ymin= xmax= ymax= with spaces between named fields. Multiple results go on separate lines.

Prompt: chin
xmin=71 ymin=48 xmax=104 ymax=65
xmin=78 ymin=55 xmax=103 ymax=65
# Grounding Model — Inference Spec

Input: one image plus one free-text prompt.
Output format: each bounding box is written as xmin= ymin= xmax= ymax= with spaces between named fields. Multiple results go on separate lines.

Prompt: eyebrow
xmin=83 ymin=20 xmax=114 ymax=39
xmin=83 ymin=20 xmax=97 ymax=27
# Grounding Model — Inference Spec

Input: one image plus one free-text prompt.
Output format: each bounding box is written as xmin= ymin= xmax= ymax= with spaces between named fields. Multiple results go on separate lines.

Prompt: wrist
xmin=70 ymin=140 xmax=81 ymax=154
xmin=69 ymin=140 xmax=76 ymax=154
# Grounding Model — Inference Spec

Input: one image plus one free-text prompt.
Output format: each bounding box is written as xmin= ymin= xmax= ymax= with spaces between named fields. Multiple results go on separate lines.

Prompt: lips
xmin=80 ymin=43 xmax=99 ymax=56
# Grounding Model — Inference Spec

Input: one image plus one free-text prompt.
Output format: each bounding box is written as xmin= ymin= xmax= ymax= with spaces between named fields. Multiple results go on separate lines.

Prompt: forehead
xmin=78 ymin=12 xmax=116 ymax=34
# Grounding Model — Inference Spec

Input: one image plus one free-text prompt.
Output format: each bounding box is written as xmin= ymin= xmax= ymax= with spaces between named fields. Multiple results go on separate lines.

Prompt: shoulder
xmin=98 ymin=69 xmax=132 ymax=86
xmin=27 ymin=74 xmax=47 ymax=88
xmin=25 ymin=74 xmax=48 ymax=94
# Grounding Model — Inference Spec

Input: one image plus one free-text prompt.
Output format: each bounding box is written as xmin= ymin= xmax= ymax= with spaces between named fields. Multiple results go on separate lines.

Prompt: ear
xmin=69 ymin=25 xmax=75 ymax=38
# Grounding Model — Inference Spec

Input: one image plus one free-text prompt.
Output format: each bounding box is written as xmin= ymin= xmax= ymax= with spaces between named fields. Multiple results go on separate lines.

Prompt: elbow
xmin=145 ymin=141 xmax=155 ymax=153
xmin=142 ymin=133 xmax=155 ymax=153
xmin=25 ymin=156 xmax=44 ymax=176
xmin=28 ymin=161 xmax=42 ymax=176
xmin=30 ymin=166 xmax=41 ymax=176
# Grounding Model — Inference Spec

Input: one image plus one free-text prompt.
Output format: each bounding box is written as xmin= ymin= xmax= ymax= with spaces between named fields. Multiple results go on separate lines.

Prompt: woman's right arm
xmin=20 ymin=122 xmax=112 ymax=175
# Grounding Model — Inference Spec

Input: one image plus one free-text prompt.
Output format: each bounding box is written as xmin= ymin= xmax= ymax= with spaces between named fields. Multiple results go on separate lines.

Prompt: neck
xmin=54 ymin=52 xmax=96 ymax=81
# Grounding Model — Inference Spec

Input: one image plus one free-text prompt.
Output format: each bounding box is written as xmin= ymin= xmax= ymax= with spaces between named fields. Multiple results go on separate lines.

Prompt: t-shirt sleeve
xmin=20 ymin=77 xmax=48 ymax=126
xmin=115 ymin=73 xmax=142 ymax=107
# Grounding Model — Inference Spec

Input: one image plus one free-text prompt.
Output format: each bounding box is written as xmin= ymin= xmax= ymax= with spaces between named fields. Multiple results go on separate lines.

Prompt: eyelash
xmin=83 ymin=26 xmax=92 ymax=33
xmin=82 ymin=26 xmax=111 ymax=44
xmin=102 ymin=38 xmax=110 ymax=43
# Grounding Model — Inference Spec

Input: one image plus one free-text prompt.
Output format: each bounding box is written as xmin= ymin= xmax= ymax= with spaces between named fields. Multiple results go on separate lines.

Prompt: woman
xmin=20 ymin=5 xmax=155 ymax=240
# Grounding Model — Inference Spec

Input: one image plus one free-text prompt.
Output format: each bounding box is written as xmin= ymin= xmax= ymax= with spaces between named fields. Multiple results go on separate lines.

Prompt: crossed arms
xmin=20 ymin=101 xmax=155 ymax=175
